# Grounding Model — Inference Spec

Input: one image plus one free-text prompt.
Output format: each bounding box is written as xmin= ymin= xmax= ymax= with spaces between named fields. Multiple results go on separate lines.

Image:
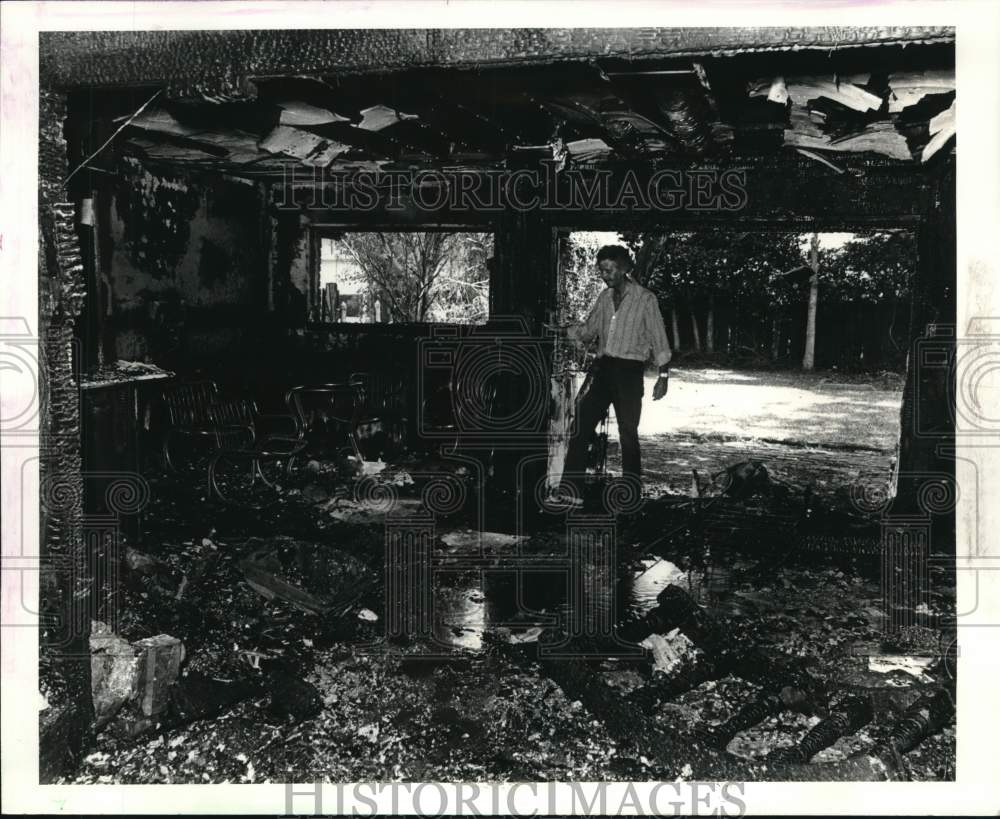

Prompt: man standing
xmin=551 ymin=245 xmax=672 ymax=504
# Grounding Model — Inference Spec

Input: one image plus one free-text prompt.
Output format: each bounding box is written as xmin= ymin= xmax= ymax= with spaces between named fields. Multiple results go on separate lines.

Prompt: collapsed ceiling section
xmin=71 ymin=41 xmax=956 ymax=182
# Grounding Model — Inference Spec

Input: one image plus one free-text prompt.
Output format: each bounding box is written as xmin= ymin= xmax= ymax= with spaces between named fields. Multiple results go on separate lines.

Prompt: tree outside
xmin=324 ymin=231 xmax=493 ymax=324
xmin=562 ymin=229 xmax=914 ymax=373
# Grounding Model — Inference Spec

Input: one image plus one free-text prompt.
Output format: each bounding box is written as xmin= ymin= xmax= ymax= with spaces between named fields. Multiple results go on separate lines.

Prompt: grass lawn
xmin=597 ymin=367 xmax=905 ymax=494
xmin=637 ymin=367 xmax=903 ymax=451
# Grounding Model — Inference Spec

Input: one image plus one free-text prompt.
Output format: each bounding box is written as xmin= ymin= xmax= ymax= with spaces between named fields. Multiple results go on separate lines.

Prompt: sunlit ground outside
xmin=600 ymin=368 xmax=903 ymax=494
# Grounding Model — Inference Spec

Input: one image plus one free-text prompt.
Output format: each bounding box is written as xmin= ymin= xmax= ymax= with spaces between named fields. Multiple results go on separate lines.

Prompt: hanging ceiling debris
xmin=53 ymin=30 xmax=955 ymax=182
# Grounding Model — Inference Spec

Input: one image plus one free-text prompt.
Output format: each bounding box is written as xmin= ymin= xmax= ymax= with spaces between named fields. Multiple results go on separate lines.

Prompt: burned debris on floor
xmin=33 ymin=22 xmax=960 ymax=793
xmin=55 ymin=448 xmax=956 ymax=784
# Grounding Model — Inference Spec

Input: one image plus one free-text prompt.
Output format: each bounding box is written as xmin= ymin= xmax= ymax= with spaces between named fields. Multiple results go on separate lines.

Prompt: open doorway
xmin=554 ymin=228 xmax=915 ymax=497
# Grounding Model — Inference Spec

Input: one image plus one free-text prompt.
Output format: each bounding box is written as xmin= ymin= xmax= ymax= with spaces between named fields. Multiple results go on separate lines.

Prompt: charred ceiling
xmin=57 ymin=35 xmax=955 ymax=189
xmin=41 ymin=27 xmax=956 ymax=94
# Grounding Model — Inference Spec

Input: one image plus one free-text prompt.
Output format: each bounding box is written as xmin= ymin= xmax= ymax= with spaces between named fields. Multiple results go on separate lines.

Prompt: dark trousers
xmin=562 ymin=356 xmax=644 ymax=488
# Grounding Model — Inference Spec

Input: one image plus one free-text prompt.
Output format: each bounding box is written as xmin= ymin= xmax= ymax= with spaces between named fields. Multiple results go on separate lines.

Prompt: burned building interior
xmin=38 ymin=28 xmax=957 ymax=783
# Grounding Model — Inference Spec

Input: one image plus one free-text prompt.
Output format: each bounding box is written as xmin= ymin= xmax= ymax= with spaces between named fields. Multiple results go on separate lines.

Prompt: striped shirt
xmin=569 ymin=278 xmax=672 ymax=367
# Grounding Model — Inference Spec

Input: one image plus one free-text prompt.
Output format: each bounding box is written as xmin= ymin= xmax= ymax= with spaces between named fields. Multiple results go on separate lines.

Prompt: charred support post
xmin=38 ymin=88 xmax=92 ymax=780
xmin=893 ymin=163 xmax=955 ymax=521
xmin=492 ymin=210 xmax=556 ymax=330
xmin=491 ymin=210 xmax=557 ymax=511
xmin=546 ymin=234 xmax=576 ymax=490
xmin=884 ymin=162 xmax=955 ymax=633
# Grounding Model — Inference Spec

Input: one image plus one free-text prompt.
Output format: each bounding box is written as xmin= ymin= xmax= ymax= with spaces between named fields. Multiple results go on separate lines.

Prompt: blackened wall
xmin=96 ymin=166 xmax=269 ymax=373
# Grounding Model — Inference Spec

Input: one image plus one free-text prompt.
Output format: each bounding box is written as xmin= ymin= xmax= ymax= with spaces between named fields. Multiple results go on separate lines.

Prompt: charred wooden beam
xmin=774 ymin=688 xmax=954 ymax=782
xmin=503 ymin=607 xmax=951 ymax=782
xmin=534 ymin=651 xmax=745 ymax=779
xmin=765 ymin=696 xmax=874 ymax=763
xmin=698 ymin=692 xmax=785 ymax=749
xmin=879 ymin=688 xmax=954 ymax=760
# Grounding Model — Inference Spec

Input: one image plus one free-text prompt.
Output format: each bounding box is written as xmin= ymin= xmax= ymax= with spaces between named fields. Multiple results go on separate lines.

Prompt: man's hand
xmin=652 ymin=374 xmax=669 ymax=400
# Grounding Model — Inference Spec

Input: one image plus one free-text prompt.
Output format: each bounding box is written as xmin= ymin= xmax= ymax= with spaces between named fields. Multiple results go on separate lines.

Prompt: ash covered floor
xmin=56 ymin=445 xmax=955 ymax=784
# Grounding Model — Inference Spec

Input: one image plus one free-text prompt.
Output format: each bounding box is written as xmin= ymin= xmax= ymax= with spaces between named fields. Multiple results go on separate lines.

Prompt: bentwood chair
xmin=161 ymin=380 xmax=222 ymax=471
xmin=283 ymin=380 xmax=366 ymax=467
xmin=350 ymin=369 xmax=408 ymax=460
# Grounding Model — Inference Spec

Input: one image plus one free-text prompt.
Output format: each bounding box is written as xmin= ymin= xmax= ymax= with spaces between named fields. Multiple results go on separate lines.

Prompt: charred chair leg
xmin=162 ymin=430 xmax=177 ymax=472
xmin=209 ymin=451 xmax=277 ymax=509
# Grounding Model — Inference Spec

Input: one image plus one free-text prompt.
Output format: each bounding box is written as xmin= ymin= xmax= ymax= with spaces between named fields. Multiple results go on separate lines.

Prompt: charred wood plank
xmin=765 ymin=696 xmax=874 ymax=763
xmin=775 ymin=688 xmax=954 ymax=781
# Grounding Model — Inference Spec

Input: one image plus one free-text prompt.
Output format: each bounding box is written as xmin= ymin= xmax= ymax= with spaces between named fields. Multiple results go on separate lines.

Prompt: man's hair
xmin=596 ymin=245 xmax=634 ymax=269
